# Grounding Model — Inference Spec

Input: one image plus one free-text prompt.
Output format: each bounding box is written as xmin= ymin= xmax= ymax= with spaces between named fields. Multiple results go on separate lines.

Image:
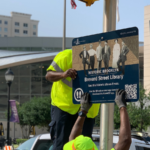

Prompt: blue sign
xmin=72 ymin=27 xmax=139 ymax=104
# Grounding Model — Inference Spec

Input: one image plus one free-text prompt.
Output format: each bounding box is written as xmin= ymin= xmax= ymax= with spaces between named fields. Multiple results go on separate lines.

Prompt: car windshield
xmin=16 ymin=136 xmax=37 ymax=150
xmin=33 ymin=139 xmax=53 ymax=150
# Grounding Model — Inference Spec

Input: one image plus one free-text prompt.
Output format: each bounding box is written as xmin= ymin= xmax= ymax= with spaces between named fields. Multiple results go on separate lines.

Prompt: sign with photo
xmin=72 ymin=27 xmax=139 ymax=104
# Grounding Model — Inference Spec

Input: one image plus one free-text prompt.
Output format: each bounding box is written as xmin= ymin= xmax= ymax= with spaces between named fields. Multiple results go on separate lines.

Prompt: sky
xmin=1 ymin=0 xmax=150 ymax=42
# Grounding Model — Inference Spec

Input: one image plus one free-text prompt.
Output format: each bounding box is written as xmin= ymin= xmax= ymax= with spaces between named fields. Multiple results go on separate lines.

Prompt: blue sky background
xmin=1 ymin=0 xmax=150 ymax=41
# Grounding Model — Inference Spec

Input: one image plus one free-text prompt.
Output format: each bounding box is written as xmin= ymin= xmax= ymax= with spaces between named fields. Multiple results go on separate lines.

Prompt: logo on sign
xmin=74 ymin=88 xmax=84 ymax=102
xmin=74 ymin=39 xmax=86 ymax=45
xmin=74 ymin=39 xmax=80 ymax=45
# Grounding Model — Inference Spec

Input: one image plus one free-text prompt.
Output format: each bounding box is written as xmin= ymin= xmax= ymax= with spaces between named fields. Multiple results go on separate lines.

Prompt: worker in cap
xmin=64 ymin=89 xmax=131 ymax=150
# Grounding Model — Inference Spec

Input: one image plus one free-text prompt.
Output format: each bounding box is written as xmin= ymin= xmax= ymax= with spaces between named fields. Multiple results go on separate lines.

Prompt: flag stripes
xmin=71 ymin=0 xmax=77 ymax=9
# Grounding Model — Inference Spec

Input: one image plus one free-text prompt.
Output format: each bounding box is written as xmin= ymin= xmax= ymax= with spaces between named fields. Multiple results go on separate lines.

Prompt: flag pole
xmin=100 ymin=0 xmax=116 ymax=149
xmin=62 ymin=0 xmax=66 ymax=50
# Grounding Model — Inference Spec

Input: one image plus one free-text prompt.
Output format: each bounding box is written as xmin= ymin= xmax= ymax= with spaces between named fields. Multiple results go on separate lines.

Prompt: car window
xmin=94 ymin=141 xmax=99 ymax=149
xmin=94 ymin=141 xmax=116 ymax=150
xmin=113 ymin=143 xmax=116 ymax=148
xmin=17 ymin=136 xmax=37 ymax=150
xmin=33 ymin=139 xmax=52 ymax=150
xmin=136 ymin=146 xmax=150 ymax=150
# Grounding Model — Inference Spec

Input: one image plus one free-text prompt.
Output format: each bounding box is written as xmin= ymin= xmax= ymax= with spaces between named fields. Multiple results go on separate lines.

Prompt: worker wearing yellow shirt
xmin=46 ymin=49 xmax=100 ymax=150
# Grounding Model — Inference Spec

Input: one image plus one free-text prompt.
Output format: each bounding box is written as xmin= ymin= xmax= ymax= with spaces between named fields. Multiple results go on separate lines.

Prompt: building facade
xmin=0 ymin=12 xmax=39 ymax=37
xmin=144 ymin=6 xmax=150 ymax=92
xmin=0 ymin=37 xmax=73 ymax=138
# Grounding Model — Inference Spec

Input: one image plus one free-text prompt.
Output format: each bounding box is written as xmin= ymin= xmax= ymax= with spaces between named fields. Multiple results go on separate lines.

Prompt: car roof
xmin=37 ymin=133 xmax=51 ymax=140
xmin=92 ymin=134 xmax=150 ymax=146
xmin=36 ymin=133 xmax=150 ymax=147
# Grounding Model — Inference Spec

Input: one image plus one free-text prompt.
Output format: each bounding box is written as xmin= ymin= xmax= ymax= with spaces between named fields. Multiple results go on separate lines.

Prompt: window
xmin=0 ymin=20 xmax=2 ymax=24
xmin=20 ymin=77 xmax=30 ymax=94
xmin=0 ymin=27 xmax=1 ymax=31
xmin=31 ymin=77 xmax=41 ymax=94
xmin=33 ymin=32 xmax=36 ymax=35
xmin=4 ymin=21 xmax=8 ymax=25
xmin=15 ymin=22 xmax=19 ymax=26
xmin=33 ymin=25 xmax=36 ymax=29
xmin=23 ymin=23 xmax=28 ymax=27
xmin=15 ymin=29 xmax=19 ymax=33
xmin=23 ymin=30 xmax=28 ymax=34
xmin=136 ymin=146 xmax=150 ymax=150
xmin=4 ymin=28 xmax=8 ymax=32
xmin=33 ymin=140 xmax=52 ymax=150
xmin=17 ymin=137 xmax=37 ymax=150
xmin=4 ymin=35 xmax=7 ymax=37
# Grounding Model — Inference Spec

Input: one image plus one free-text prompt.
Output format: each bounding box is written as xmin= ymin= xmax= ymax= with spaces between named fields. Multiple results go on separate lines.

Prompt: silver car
xmin=16 ymin=133 xmax=150 ymax=150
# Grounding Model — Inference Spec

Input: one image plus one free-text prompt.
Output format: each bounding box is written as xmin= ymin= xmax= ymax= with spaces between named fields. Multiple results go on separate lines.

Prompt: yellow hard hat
xmin=63 ymin=135 xmax=98 ymax=150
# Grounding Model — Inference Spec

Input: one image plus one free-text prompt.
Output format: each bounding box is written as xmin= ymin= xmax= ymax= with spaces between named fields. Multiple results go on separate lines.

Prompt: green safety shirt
xmin=47 ymin=49 xmax=100 ymax=118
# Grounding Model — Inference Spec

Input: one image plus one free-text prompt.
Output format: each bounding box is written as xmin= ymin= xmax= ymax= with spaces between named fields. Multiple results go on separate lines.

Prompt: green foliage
xmin=21 ymin=96 xmax=51 ymax=127
xmin=95 ymin=108 xmax=100 ymax=127
xmin=16 ymin=139 xmax=28 ymax=145
xmin=127 ymin=84 xmax=150 ymax=131
xmin=114 ymin=104 xmax=120 ymax=129
xmin=17 ymin=104 xmax=27 ymax=127
xmin=114 ymin=84 xmax=150 ymax=131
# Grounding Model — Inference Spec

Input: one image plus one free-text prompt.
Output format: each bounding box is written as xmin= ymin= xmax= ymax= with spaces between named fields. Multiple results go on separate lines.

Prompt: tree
xmin=114 ymin=104 xmax=120 ymax=129
xmin=17 ymin=104 xmax=28 ymax=138
xmin=95 ymin=108 xmax=100 ymax=127
xmin=15 ymin=96 xmax=51 ymax=138
xmin=21 ymin=96 xmax=51 ymax=127
xmin=127 ymin=84 xmax=150 ymax=131
xmin=114 ymin=84 xmax=150 ymax=131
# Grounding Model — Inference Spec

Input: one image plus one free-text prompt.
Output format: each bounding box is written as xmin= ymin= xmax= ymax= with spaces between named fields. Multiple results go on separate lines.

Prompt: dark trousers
xmin=104 ymin=59 xmax=109 ymax=70
xmin=103 ymin=54 xmax=109 ymax=70
xmin=117 ymin=59 xmax=125 ymax=74
xmin=49 ymin=105 xmax=95 ymax=150
xmin=97 ymin=60 xmax=102 ymax=71
xmin=83 ymin=58 xmax=90 ymax=76
xmin=90 ymin=56 xmax=95 ymax=70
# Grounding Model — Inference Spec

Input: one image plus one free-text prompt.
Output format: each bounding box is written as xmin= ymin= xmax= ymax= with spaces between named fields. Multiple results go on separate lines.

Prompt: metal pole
xmin=62 ymin=0 xmax=66 ymax=50
xmin=7 ymin=83 xmax=11 ymax=145
xmin=14 ymin=123 xmax=15 ymax=140
xmin=100 ymin=0 xmax=116 ymax=150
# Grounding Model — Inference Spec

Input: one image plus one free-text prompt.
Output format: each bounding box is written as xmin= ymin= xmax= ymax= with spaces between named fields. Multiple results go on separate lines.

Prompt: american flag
xmin=71 ymin=0 xmax=77 ymax=9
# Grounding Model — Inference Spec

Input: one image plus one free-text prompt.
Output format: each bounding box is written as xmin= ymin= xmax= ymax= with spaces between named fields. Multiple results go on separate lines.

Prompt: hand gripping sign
xmin=72 ymin=27 xmax=139 ymax=104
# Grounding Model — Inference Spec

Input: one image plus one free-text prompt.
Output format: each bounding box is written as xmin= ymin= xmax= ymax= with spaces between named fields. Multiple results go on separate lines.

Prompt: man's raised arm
xmin=114 ymin=89 xmax=131 ymax=150
xmin=69 ymin=93 xmax=92 ymax=141
xmin=45 ymin=69 xmax=77 ymax=82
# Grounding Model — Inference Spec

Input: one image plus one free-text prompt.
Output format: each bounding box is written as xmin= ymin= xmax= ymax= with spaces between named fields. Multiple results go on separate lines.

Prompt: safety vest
xmin=47 ymin=49 xmax=100 ymax=118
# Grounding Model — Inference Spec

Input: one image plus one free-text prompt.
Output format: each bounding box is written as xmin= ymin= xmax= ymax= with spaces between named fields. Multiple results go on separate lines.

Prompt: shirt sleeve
xmin=47 ymin=56 xmax=58 ymax=72
xmin=47 ymin=50 xmax=71 ymax=72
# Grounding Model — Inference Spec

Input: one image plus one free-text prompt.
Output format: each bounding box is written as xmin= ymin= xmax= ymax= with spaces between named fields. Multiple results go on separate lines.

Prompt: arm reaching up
xmin=114 ymin=89 xmax=131 ymax=150
xmin=69 ymin=93 xmax=92 ymax=141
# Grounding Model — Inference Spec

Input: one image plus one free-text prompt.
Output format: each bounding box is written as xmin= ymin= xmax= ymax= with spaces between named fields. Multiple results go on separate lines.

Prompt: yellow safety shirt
xmin=47 ymin=49 xmax=100 ymax=118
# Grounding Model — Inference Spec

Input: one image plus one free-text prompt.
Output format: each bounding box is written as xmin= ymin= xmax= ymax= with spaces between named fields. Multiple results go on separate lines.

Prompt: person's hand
xmin=80 ymin=93 xmax=92 ymax=113
xmin=115 ymin=89 xmax=127 ymax=109
xmin=63 ymin=69 xmax=77 ymax=80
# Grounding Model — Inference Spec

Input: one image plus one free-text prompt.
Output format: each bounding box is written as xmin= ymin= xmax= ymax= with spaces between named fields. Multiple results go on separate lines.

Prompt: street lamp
xmin=5 ymin=68 xmax=14 ymax=145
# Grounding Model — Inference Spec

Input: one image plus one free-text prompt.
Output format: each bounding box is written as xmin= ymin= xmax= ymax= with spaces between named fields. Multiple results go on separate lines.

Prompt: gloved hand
xmin=80 ymin=93 xmax=92 ymax=113
xmin=115 ymin=89 xmax=127 ymax=109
